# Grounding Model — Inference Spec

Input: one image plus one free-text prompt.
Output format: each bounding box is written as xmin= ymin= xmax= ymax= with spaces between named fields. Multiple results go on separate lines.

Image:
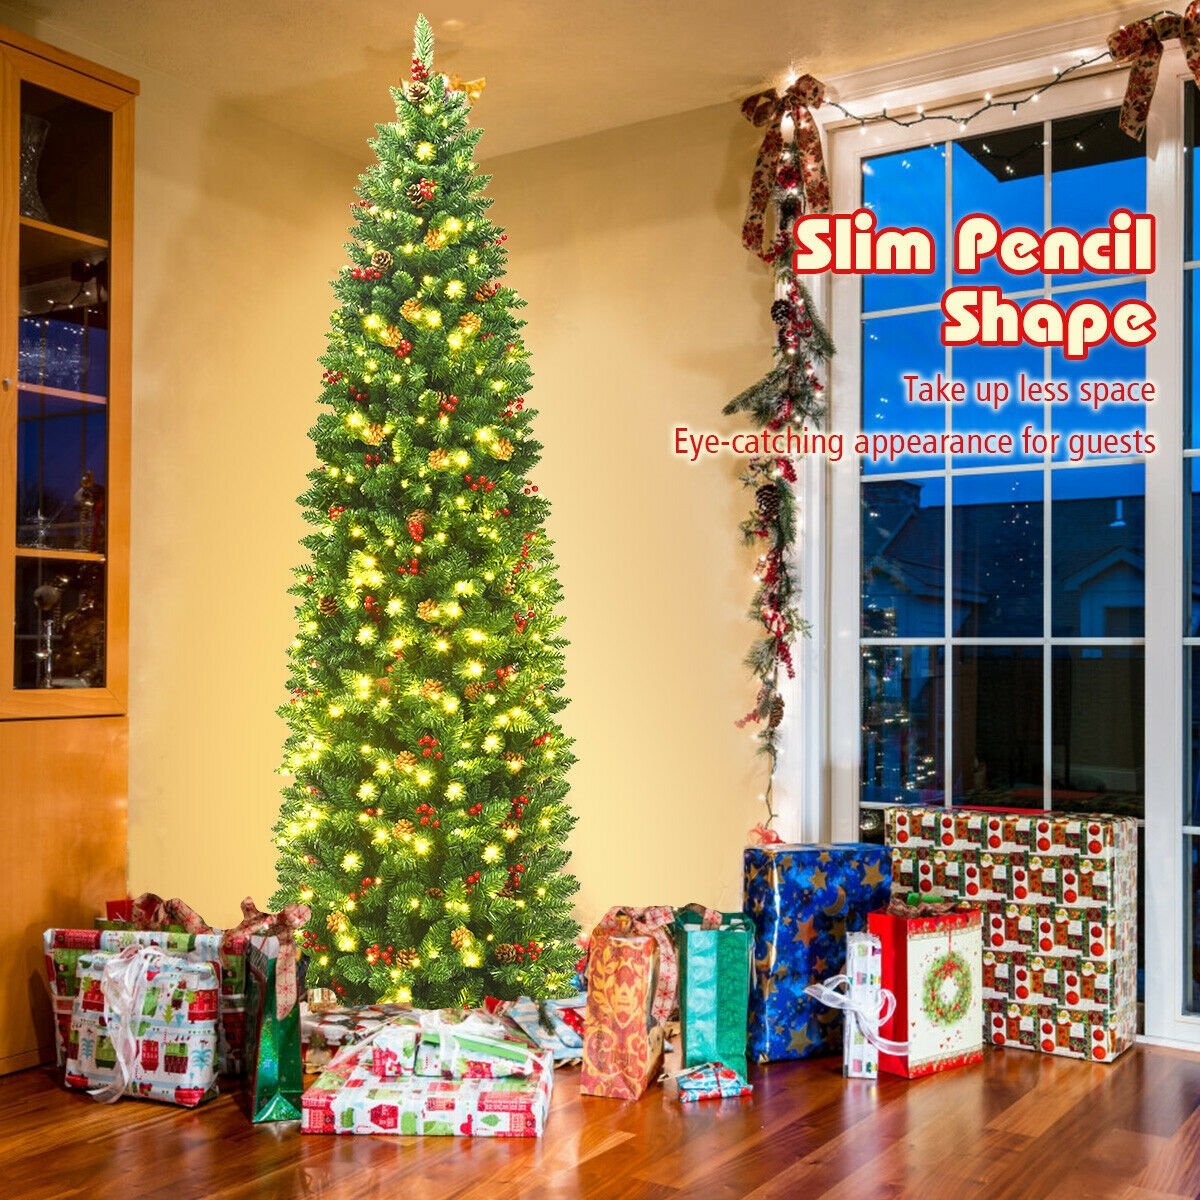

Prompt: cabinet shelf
xmin=14 ymin=547 xmax=105 ymax=563
xmin=16 ymin=382 xmax=106 ymax=406
xmin=19 ymin=217 xmax=108 ymax=273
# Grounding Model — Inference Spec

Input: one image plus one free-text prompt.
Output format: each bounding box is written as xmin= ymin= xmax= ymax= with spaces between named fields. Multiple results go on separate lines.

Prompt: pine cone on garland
xmin=318 ymin=595 xmax=339 ymax=616
xmin=450 ymin=926 xmax=471 ymax=950
xmin=768 ymin=692 xmax=785 ymax=730
xmin=770 ymin=299 xmax=791 ymax=325
xmin=371 ymin=249 xmax=394 ymax=272
xmin=756 ymin=483 xmax=781 ymax=523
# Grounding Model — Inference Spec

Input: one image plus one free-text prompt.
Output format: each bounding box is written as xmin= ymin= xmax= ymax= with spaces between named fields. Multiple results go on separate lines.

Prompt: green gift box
xmin=674 ymin=908 xmax=754 ymax=1076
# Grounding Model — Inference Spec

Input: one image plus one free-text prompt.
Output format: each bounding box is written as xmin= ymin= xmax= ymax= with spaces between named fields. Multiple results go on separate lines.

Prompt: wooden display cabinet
xmin=0 ymin=26 xmax=135 ymax=1073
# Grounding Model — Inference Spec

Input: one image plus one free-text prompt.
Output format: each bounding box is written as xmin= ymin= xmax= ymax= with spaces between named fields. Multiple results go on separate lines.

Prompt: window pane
xmin=1050 ymin=109 xmax=1145 ymax=288
xmin=1187 ymin=83 xmax=1200 ymax=260
xmin=950 ymin=340 xmax=1044 ymax=468
xmin=953 ymin=646 xmax=1043 ymax=803
xmin=952 ymin=471 xmax=1043 ymax=637
xmin=863 ymin=144 xmax=945 ymax=312
xmin=860 ymin=645 xmax=944 ymax=805
xmin=862 ymin=310 xmax=946 ymax=476
xmin=1051 ymin=464 xmax=1145 ymax=638
xmin=1188 ymin=462 xmax=1200 ymax=636
xmin=1188 ymin=649 xmax=1200 ymax=824
xmin=1188 ymin=272 xmax=1200 ymax=449
xmin=862 ymin=477 xmax=944 ymax=637
xmin=952 ymin=124 xmax=1043 ymax=289
xmin=1048 ymin=282 xmax=1148 ymax=462
xmin=1187 ymin=837 xmax=1200 ymax=1012
xmin=1051 ymin=647 xmax=1143 ymax=819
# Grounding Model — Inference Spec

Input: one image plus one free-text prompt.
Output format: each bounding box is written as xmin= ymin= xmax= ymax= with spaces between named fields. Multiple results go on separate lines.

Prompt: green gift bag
xmin=674 ymin=908 xmax=754 ymax=1075
xmin=245 ymin=935 xmax=304 ymax=1122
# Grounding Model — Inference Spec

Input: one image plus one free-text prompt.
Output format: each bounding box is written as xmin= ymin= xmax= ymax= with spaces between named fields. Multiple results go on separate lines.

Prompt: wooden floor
xmin=6 ymin=1044 xmax=1200 ymax=1199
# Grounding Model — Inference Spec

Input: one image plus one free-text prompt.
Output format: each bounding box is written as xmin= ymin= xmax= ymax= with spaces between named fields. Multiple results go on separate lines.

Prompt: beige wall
xmin=2 ymin=5 xmax=779 ymax=932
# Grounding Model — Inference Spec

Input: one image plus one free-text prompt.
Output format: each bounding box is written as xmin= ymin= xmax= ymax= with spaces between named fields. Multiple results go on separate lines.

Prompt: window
xmin=824 ymin=48 xmax=1199 ymax=1043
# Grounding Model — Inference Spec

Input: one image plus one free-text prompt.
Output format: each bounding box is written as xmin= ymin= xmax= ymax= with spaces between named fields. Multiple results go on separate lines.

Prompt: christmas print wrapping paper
xmin=844 ymin=932 xmax=885 ymax=1078
xmin=244 ymin=936 xmax=304 ymax=1122
xmin=595 ymin=906 xmax=679 ymax=1025
xmin=674 ymin=909 xmax=753 ymax=1076
xmin=64 ymin=950 xmax=220 ymax=1107
xmin=484 ymin=994 xmax=586 ymax=1062
xmin=675 ymin=1062 xmax=752 ymax=1102
xmin=370 ymin=1009 xmax=543 ymax=1079
xmin=868 ymin=907 xmax=984 ymax=1078
xmin=886 ymin=807 xmax=1138 ymax=1062
xmin=44 ymin=927 xmax=246 ymax=1074
xmin=580 ymin=924 xmax=664 ymax=1099
xmin=743 ymin=843 xmax=892 ymax=1062
xmin=301 ymin=1039 xmax=554 ymax=1136
xmin=301 ymin=1002 xmax=412 ymax=1072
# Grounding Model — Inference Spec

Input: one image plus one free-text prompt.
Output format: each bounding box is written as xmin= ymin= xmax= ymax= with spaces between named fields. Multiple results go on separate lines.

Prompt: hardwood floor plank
xmin=4 ymin=1047 xmax=1200 ymax=1199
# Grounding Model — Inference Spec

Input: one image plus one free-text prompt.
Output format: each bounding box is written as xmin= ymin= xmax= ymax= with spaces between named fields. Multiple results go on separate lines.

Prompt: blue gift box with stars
xmin=743 ymin=843 xmax=892 ymax=1062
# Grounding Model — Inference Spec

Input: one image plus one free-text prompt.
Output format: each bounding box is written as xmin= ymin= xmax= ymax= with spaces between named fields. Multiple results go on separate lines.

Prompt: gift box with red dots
xmin=885 ymin=807 xmax=1137 ymax=1063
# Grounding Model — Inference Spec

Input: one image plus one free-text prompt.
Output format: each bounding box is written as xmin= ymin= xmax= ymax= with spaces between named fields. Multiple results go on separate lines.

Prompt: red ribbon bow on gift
xmin=226 ymin=896 xmax=311 ymax=1021
xmin=130 ymin=892 xmax=210 ymax=935
xmin=1108 ymin=7 xmax=1200 ymax=140
xmin=740 ymin=73 xmax=831 ymax=261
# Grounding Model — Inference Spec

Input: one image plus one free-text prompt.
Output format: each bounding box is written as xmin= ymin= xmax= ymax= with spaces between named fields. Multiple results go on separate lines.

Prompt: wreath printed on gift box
xmin=921 ymin=950 xmax=972 ymax=1027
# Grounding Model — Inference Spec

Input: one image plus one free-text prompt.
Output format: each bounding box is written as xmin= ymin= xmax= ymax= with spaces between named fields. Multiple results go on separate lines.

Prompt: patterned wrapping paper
xmin=844 ymin=932 xmax=885 ymax=1079
xmin=64 ymin=950 xmax=220 ymax=1107
xmin=674 ymin=909 xmax=753 ymax=1076
xmin=484 ymin=994 xmax=586 ymax=1062
xmin=886 ymin=807 xmax=1138 ymax=1062
xmin=868 ymin=907 xmax=984 ymax=1078
xmin=44 ymin=928 xmax=246 ymax=1074
xmin=675 ymin=1062 xmax=752 ymax=1102
xmin=301 ymin=1002 xmax=412 ymax=1072
xmin=743 ymin=843 xmax=893 ymax=1062
xmin=371 ymin=1010 xmax=543 ymax=1080
xmin=595 ymin=907 xmax=679 ymax=1025
xmin=580 ymin=924 xmax=664 ymax=1099
xmin=301 ymin=1039 xmax=554 ymax=1136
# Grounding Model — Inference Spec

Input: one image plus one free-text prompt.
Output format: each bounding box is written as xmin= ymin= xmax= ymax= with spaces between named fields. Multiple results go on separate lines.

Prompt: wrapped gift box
xmin=868 ymin=904 xmax=984 ymax=1078
xmin=302 ymin=1002 xmax=412 ymax=1073
xmin=844 ymin=932 xmax=885 ymax=1078
xmin=743 ymin=843 xmax=892 ymax=1062
xmin=44 ymin=927 xmax=246 ymax=1074
xmin=674 ymin=909 xmax=753 ymax=1076
xmin=64 ymin=949 xmax=220 ymax=1107
xmin=483 ymin=995 xmax=585 ymax=1063
xmin=301 ymin=1039 xmax=554 ymax=1136
xmin=372 ymin=1010 xmax=543 ymax=1080
xmin=580 ymin=922 xmax=664 ymax=1099
xmin=886 ymin=807 xmax=1137 ymax=1062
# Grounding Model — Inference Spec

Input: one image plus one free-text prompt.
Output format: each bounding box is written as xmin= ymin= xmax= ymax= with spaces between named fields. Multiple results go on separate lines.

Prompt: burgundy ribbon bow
xmin=1108 ymin=6 xmax=1200 ymax=140
xmin=226 ymin=896 xmax=311 ymax=1020
xmin=740 ymin=73 xmax=831 ymax=260
xmin=130 ymin=892 xmax=209 ymax=935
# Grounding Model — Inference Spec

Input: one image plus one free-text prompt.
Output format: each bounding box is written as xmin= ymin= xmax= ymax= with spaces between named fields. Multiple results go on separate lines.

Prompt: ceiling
xmin=0 ymin=1 xmax=1130 ymax=159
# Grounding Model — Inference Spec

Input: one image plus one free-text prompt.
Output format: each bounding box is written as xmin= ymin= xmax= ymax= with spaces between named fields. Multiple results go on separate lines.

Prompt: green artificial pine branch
xmin=272 ymin=17 xmax=580 ymax=1008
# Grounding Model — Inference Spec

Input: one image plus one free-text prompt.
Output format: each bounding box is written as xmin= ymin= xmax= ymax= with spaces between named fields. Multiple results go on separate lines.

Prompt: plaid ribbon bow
xmin=740 ymin=73 xmax=831 ymax=260
xmin=1108 ymin=6 xmax=1200 ymax=140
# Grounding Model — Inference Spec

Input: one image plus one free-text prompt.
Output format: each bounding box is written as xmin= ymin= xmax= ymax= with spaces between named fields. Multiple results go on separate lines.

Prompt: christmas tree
xmin=272 ymin=15 xmax=579 ymax=1007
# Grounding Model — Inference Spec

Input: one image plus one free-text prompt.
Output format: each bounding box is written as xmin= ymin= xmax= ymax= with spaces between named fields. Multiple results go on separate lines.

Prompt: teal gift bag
xmin=674 ymin=908 xmax=754 ymax=1075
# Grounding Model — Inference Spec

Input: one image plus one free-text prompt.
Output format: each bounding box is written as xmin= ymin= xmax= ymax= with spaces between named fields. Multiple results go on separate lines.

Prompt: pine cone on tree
xmin=450 ymin=926 xmax=471 ymax=950
xmin=380 ymin=324 xmax=408 ymax=348
xmin=458 ymin=312 xmax=482 ymax=335
xmin=427 ymin=448 xmax=450 ymax=470
xmin=425 ymin=886 xmax=444 ymax=899
xmin=392 ymin=819 xmax=416 ymax=841
xmin=464 ymin=682 xmax=485 ymax=701
xmin=394 ymin=748 xmax=418 ymax=771
xmin=500 ymin=819 xmax=521 ymax=838
xmin=401 ymin=298 xmax=423 ymax=323
xmin=756 ymin=483 xmax=781 ymax=523
xmin=424 ymin=228 xmax=447 ymax=250
xmin=318 ymin=595 xmax=339 ymax=616
xmin=420 ymin=678 xmax=444 ymax=701
xmin=394 ymin=947 xmax=420 ymax=969
xmin=326 ymin=911 xmax=349 ymax=934
xmin=361 ymin=422 xmax=386 ymax=446
xmin=489 ymin=436 xmax=514 ymax=461
xmin=417 ymin=599 xmax=439 ymax=621
xmin=501 ymin=751 xmax=525 ymax=772
xmin=371 ymin=249 xmax=394 ymax=272
xmin=494 ymin=943 xmax=520 ymax=964
xmin=404 ymin=79 xmax=429 ymax=103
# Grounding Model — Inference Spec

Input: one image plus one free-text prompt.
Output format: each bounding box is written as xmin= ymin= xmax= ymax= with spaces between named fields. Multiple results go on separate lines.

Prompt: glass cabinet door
xmin=0 ymin=44 xmax=132 ymax=714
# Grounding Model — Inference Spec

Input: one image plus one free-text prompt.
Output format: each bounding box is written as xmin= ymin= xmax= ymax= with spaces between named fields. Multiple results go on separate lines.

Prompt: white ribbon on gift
xmin=89 ymin=944 xmax=168 ymax=1103
xmin=803 ymin=975 xmax=910 ymax=1056
xmin=418 ymin=1008 xmax=511 ymax=1075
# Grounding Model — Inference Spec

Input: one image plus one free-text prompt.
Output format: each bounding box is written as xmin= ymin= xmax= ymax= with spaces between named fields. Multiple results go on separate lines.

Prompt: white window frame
xmin=794 ymin=18 xmax=1198 ymax=1045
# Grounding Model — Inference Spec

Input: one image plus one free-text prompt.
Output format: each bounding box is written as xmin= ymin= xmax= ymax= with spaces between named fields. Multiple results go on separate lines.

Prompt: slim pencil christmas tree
xmin=272 ymin=16 xmax=579 ymax=1007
